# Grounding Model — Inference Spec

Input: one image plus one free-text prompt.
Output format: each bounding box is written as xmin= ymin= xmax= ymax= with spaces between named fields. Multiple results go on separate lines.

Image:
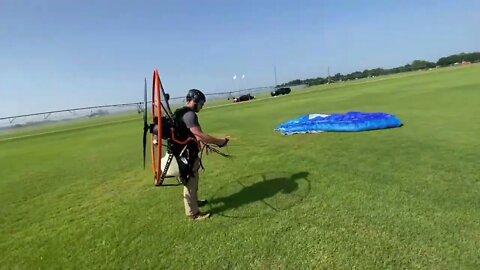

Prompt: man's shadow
xmin=208 ymin=172 xmax=309 ymax=215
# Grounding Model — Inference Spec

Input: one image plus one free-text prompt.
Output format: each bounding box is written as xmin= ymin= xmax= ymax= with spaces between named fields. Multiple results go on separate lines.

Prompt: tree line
xmin=279 ymin=52 xmax=480 ymax=87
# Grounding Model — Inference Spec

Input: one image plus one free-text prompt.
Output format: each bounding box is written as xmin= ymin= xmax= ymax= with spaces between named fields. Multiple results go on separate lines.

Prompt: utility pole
xmin=327 ymin=66 xmax=330 ymax=84
xmin=274 ymin=65 xmax=278 ymax=87
xmin=233 ymin=75 xmax=239 ymax=91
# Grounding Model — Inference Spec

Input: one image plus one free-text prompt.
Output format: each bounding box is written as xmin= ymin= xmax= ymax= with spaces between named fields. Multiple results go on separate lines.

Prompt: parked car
xmin=271 ymin=87 xmax=291 ymax=97
xmin=233 ymin=94 xmax=255 ymax=103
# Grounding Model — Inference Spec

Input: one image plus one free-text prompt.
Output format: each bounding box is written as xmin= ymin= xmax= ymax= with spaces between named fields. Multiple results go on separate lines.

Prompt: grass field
xmin=1 ymin=65 xmax=479 ymax=269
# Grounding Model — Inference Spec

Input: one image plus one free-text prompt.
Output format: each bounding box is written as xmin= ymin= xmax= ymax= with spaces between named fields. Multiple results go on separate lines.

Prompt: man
xmin=173 ymin=89 xmax=229 ymax=221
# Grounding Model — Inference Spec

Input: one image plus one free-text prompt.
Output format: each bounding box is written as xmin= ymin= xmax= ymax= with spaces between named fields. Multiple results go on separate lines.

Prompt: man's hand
xmin=218 ymin=137 xmax=229 ymax=148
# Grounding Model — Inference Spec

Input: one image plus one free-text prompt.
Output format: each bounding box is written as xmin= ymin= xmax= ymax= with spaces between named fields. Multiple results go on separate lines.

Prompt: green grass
xmin=1 ymin=65 xmax=479 ymax=269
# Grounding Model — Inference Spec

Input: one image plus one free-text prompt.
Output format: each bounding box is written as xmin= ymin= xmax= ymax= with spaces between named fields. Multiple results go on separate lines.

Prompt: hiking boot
xmin=197 ymin=200 xmax=208 ymax=207
xmin=187 ymin=212 xmax=211 ymax=221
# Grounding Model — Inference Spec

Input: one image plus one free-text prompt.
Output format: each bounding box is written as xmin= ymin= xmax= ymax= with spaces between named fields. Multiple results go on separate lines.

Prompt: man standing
xmin=173 ymin=89 xmax=229 ymax=221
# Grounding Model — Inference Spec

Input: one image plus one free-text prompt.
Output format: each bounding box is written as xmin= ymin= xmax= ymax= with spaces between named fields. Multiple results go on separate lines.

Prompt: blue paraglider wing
xmin=275 ymin=112 xmax=402 ymax=135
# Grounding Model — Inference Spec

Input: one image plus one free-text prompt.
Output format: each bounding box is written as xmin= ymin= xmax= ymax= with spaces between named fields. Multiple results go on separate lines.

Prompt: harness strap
xmin=198 ymin=143 xmax=231 ymax=172
xmin=204 ymin=144 xmax=231 ymax=158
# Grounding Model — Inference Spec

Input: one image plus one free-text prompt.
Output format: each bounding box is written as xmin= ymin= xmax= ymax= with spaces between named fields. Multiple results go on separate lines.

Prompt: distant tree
xmin=435 ymin=52 xmax=479 ymax=66
xmin=462 ymin=52 xmax=480 ymax=63
xmin=411 ymin=60 xmax=436 ymax=70
xmin=437 ymin=55 xmax=459 ymax=66
xmin=278 ymin=51 xmax=479 ymax=87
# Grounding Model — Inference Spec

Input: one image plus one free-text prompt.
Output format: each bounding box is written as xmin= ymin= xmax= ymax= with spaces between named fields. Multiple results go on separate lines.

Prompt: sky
xmin=1 ymin=0 xmax=479 ymax=117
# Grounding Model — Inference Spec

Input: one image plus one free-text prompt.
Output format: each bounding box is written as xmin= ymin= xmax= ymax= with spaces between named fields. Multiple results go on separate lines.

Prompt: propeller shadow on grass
xmin=208 ymin=171 xmax=310 ymax=217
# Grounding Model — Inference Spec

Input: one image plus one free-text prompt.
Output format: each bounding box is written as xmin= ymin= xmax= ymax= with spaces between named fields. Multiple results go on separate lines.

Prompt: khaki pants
xmin=183 ymin=159 xmax=200 ymax=216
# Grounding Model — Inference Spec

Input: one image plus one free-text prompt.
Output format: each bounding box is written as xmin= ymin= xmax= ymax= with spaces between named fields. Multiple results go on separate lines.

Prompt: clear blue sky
xmin=1 ymin=0 xmax=478 ymax=116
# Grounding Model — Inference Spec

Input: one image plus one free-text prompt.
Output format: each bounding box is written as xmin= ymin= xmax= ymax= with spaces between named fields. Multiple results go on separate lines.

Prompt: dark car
xmin=271 ymin=87 xmax=291 ymax=97
xmin=233 ymin=94 xmax=255 ymax=103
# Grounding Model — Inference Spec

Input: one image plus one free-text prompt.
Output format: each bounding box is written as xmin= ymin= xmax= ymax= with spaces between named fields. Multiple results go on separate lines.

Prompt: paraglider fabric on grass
xmin=275 ymin=112 xmax=403 ymax=135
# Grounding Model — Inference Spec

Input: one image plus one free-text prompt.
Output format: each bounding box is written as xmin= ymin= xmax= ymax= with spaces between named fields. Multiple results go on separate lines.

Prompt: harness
xmin=171 ymin=107 xmax=200 ymax=182
xmin=154 ymin=107 xmax=197 ymax=185
xmin=159 ymin=106 xmax=231 ymax=184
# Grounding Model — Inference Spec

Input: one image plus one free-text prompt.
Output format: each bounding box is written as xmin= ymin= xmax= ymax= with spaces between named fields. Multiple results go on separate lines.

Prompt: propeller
xmin=142 ymin=78 xmax=148 ymax=168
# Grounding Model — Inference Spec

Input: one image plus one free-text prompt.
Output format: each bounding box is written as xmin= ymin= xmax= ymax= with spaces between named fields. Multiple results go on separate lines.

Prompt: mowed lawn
xmin=1 ymin=65 xmax=479 ymax=269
